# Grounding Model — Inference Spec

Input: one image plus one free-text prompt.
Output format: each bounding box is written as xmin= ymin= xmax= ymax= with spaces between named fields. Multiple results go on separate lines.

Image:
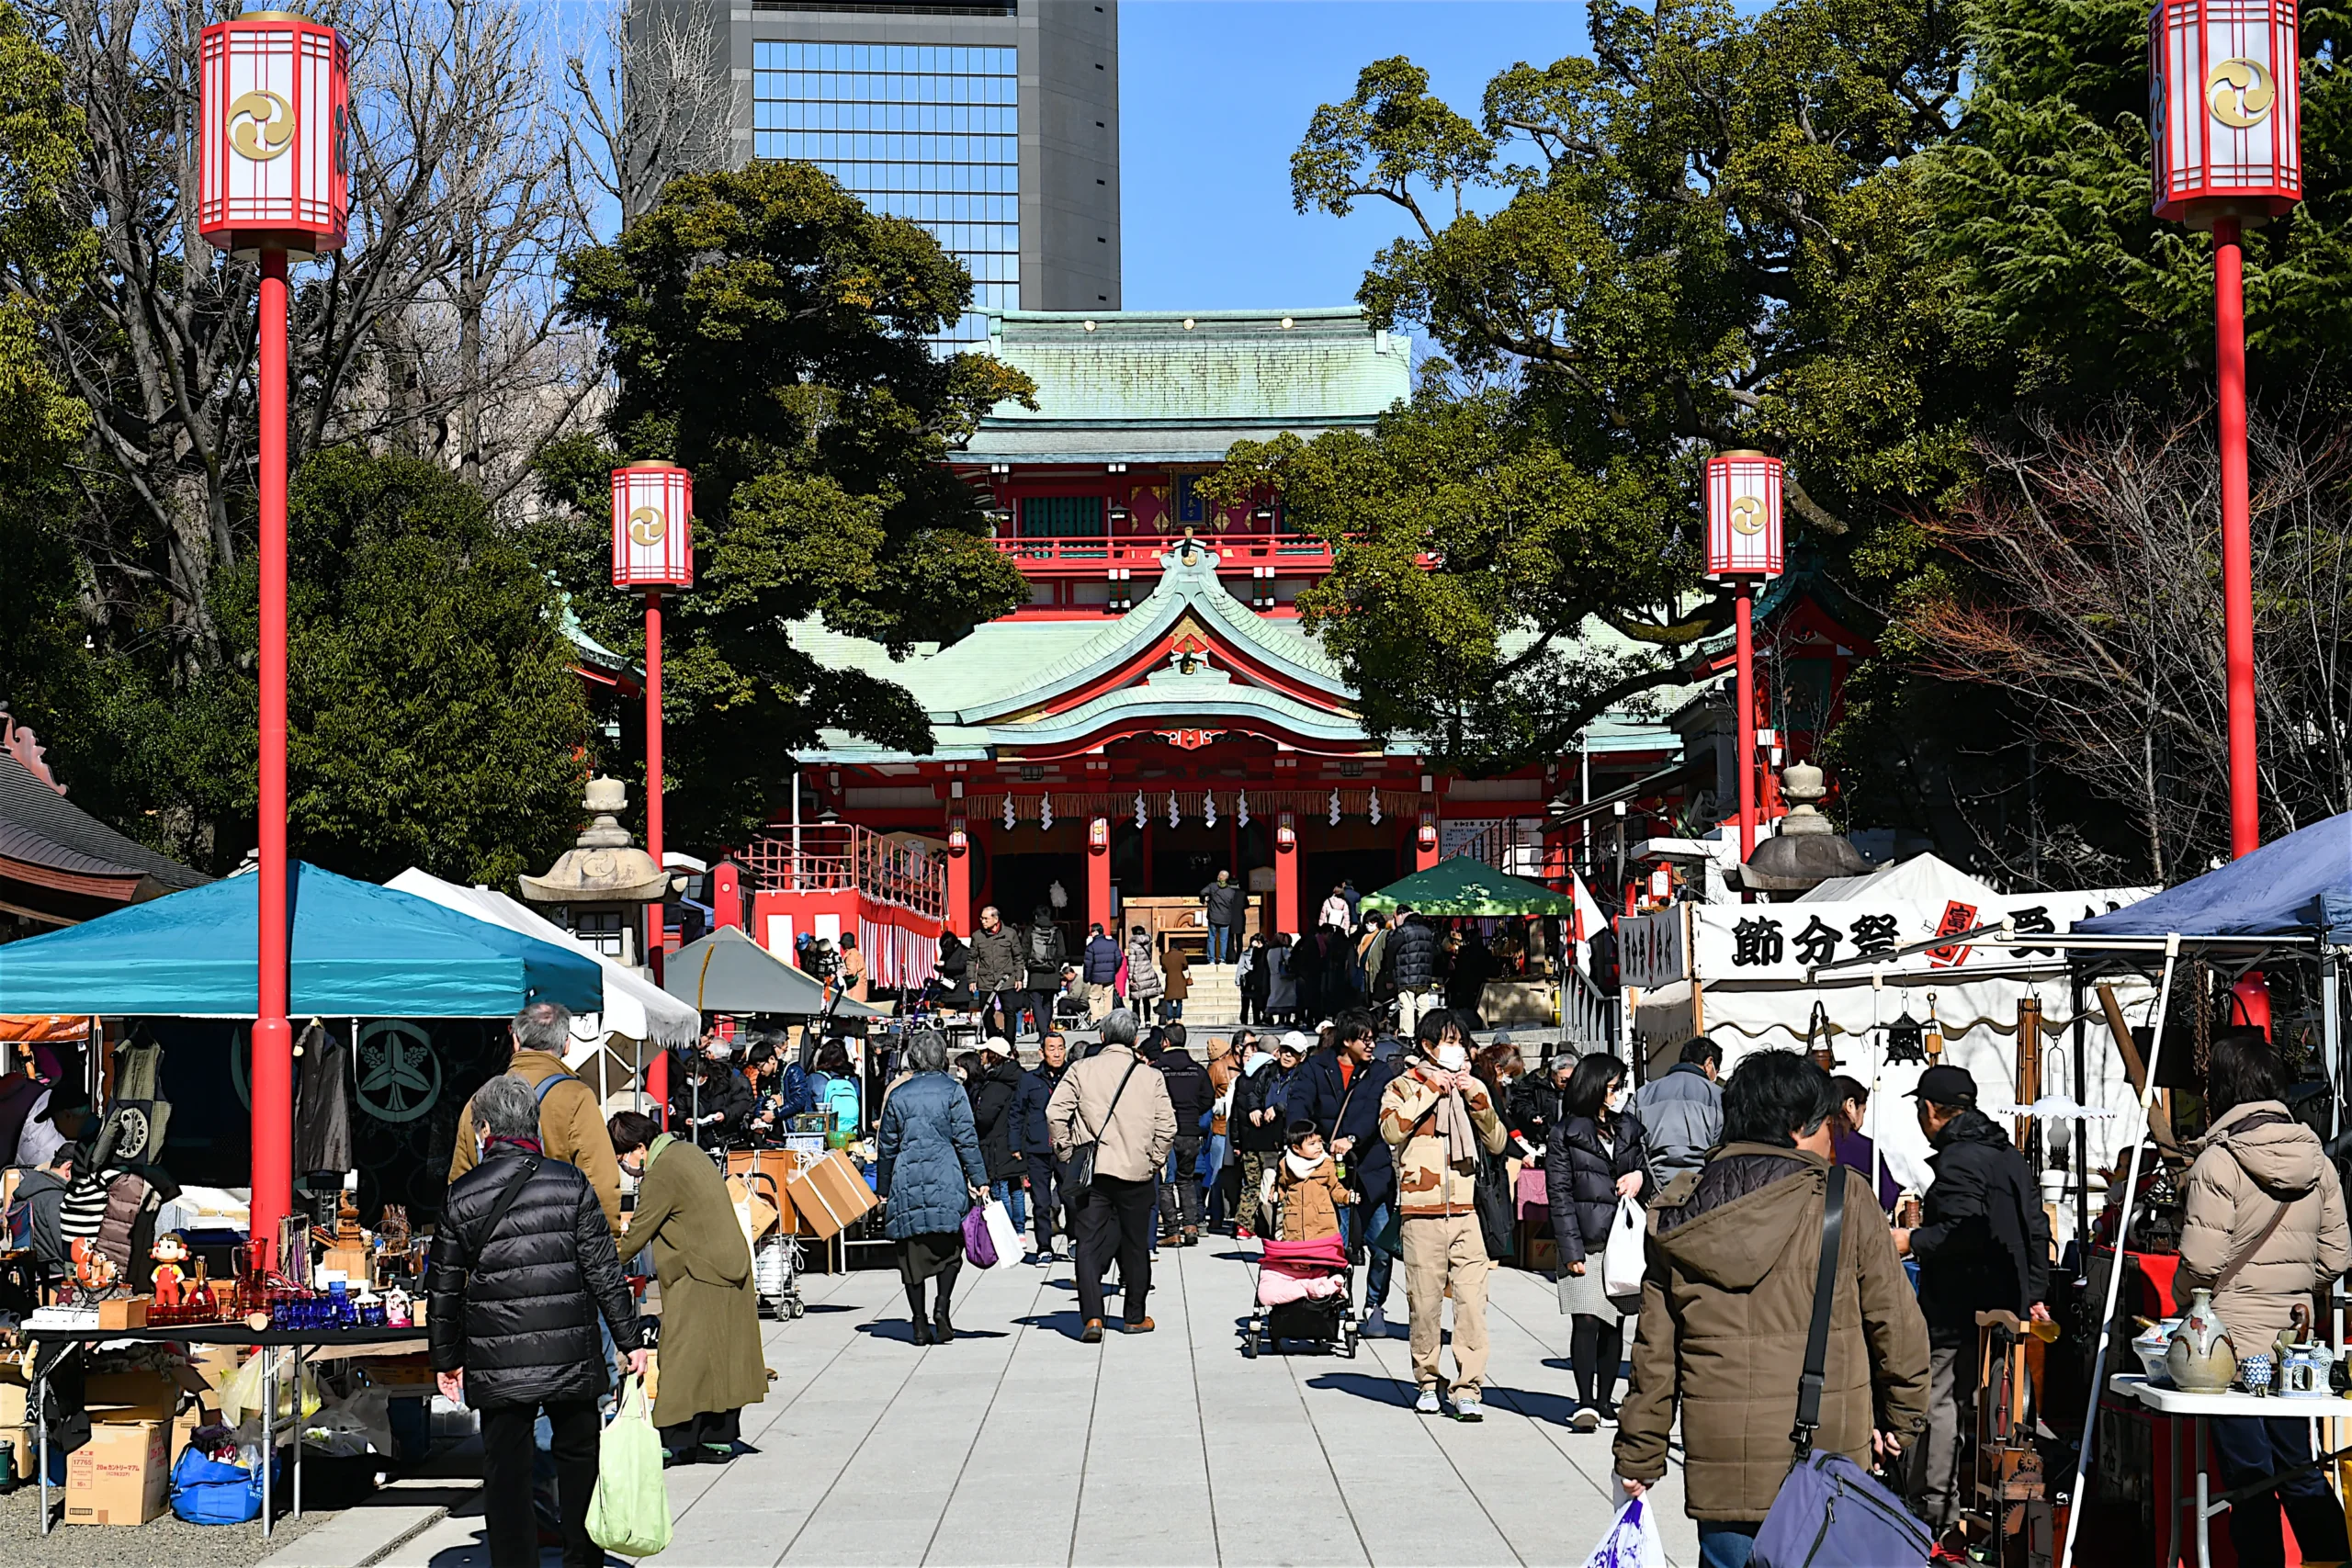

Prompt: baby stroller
xmin=1243 ymin=1235 xmax=1357 ymax=1359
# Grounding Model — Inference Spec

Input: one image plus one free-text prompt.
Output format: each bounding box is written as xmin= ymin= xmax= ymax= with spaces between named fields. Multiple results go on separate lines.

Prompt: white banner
xmin=1688 ymin=887 xmax=2151 ymax=982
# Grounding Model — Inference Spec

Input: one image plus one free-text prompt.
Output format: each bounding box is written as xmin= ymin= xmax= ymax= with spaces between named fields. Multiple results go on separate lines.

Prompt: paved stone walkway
xmin=364 ymin=1240 xmax=1701 ymax=1567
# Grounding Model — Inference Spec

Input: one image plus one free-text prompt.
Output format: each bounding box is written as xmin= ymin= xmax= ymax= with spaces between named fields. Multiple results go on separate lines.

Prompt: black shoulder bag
xmin=1065 ymin=1060 xmax=1141 ymax=1197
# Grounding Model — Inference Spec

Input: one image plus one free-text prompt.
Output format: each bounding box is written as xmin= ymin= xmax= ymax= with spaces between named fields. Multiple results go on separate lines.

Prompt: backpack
xmin=1028 ymin=922 xmax=1059 ymax=967
xmin=820 ymin=1075 xmax=860 ymax=1134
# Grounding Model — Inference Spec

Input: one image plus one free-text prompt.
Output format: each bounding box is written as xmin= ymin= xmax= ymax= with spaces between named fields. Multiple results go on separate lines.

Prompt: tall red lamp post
xmin=2152 ymin=0 xmax=2300 ymax=858
xmin=198 ymin=11 xmax=348 ymax=1271
xmin=1703 ymin=452 xmax=1785 ymax=878
xmin=611 ymin=461 xmax=694 ymax=970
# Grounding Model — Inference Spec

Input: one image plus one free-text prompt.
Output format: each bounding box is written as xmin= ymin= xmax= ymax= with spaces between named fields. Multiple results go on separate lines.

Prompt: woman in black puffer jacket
xmin=430 ymin=1074 xmax=643 ymax=1565
xmin=1545 ymin=1053 xmax=1649 ymax=1431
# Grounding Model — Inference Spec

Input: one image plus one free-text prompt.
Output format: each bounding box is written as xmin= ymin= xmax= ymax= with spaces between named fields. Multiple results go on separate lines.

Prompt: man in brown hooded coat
xmin=1616 ymin=1050 xmax=1928 ymax=1567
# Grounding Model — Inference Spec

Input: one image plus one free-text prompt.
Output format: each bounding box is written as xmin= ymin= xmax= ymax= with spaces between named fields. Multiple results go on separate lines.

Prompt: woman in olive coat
xmin=609 ymin=1110 xmax=770 ymax=1465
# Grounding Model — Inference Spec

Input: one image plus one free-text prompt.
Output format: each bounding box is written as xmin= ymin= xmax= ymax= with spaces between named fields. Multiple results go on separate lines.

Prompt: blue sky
xmin=1118 ymin=1 xmax=1591 ymax=314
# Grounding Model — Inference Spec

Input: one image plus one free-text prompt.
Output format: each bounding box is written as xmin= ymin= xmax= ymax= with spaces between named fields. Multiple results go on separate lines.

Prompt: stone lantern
xmin=520 ymin=776 xmax=673 ymax=967
xmin=1736 ymin=761 xmax=1871 ymax=896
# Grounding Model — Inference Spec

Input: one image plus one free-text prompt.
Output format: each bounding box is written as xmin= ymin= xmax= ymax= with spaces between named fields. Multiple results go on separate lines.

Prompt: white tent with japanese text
xmin=1620 ymin=868 xmax=2156 ymax=1205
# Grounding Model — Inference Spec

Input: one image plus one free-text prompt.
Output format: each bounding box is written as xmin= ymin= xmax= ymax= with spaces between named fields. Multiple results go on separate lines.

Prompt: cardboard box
xmin=0 ymin=1381 xmax=23 ymax=1428
xmin=85 ymin=1369 xmax=177 ymax=1424
xmin=786 ymin=1151 xmax=876 ymax=1241
xmin=65 ymin=1419 xmax=169 ymax=1526
xmin=95 ymin=1295 xmax=149 ymax=1331
xmin=187 ymin=1342 xmax=244 ymax=1394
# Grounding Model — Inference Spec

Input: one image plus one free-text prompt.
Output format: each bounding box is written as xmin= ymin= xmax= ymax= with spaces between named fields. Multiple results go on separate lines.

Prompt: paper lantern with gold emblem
xmin=197 ymin=13 xmax=349 ymax=257
xmin=1703 ymin=451 xmax=1783 ymax=580
xmin=2151 ymin=0 xmax=2301 ymax=222
xmin=610 ymin=462 xmax=694 ymax=589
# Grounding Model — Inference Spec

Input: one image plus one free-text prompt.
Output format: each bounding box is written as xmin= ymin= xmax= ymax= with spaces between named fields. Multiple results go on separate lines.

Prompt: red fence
xmin=739 ymin=826 xmax=945 ymax=920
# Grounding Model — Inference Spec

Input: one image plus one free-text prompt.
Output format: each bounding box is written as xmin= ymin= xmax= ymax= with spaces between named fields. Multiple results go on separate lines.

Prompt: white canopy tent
xmin=1621 ymin=863 xmax=2158 ymax=1201
xmin=387 ymin=869 xmax=701 ymax=1096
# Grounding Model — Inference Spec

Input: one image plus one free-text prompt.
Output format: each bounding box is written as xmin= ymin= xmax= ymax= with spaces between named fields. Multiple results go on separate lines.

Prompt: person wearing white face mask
xmin=1378 ymin=1010 xmax=1508 ymax=1420
xmin=1547 ymin=1054 xmax=1651 ymax=1430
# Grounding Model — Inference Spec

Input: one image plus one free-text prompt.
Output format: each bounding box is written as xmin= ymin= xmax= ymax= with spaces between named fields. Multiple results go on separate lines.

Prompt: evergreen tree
xmin=550 ymin=162 xmax=1035 ymax=843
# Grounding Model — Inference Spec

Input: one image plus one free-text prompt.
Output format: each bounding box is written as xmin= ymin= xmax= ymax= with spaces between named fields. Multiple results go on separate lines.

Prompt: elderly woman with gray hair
xmin=431 ymin=1073 xmax=646 ymax=1568
xmin=876 ymin=1030 xmax=990 ymax=1345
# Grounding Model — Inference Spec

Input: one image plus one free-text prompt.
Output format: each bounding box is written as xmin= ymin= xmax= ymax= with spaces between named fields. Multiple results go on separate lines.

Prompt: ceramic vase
xmin=2168 ymin=1288 xmax=2239 ymax=1393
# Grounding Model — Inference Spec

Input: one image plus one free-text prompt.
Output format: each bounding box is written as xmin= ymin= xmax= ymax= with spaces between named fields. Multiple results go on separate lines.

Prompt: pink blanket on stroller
xmin=1258 ymin=1269 xmax=1344 ymax=1304
xmin=1257 ymin=1235 xmax=1349 ymax=1306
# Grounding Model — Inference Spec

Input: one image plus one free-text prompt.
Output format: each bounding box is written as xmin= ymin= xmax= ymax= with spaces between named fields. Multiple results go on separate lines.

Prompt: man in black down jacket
xmin=1893 ymin=1064 xmax=2050 ymax=1540
xmin=432 ymin=1074 xmax=646 ymax=1568
xmin=1149 ymin=1024 xmax=1214 ymax=1245
xmin=1012 ymin=1032 xmax=1072 ymax=1258
xmin=1385 ymin=912 xmax=1442 ymax=1034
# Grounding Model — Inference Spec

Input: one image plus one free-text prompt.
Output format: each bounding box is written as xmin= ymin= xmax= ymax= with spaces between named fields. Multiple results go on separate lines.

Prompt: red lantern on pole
xmin=198 ymin=14 xmax=349 ymax=258
xmin=2150 ymin=0 xmax=2301 ymax=223
xmin=198 ymin=8 xmax=348 ymax=1277
xmin=611 ymin=462 xmax=693 ymax=985
xmin=1703 ymin=452 xmax=1783 ymax=876
xmin=2151 ymin=0 xmax=2298 ymax=861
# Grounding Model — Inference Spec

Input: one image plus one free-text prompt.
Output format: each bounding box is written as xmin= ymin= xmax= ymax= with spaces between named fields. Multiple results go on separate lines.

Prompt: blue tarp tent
xmin=0 ymin=861 xmax=602 ymax=1017
xmin=2075 ymin=811 xmax=2352 ymax=944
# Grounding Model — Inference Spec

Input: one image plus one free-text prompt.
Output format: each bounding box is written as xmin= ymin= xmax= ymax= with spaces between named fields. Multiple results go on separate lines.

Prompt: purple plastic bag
xmin=961 ymin=1201 xmax=997 ymax=1269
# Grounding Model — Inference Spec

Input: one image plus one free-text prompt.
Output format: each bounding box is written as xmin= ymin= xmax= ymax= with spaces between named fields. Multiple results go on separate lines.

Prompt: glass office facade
xmin=754 ymin=41 xmax=1019 ymax=345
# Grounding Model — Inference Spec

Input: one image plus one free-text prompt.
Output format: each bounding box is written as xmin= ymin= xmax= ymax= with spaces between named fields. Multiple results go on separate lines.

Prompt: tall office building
xmin=684 ymin=1 xmax=1120 ymax=344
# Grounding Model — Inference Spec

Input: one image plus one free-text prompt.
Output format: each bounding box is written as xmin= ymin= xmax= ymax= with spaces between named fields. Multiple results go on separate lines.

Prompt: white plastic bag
xmin=1601 ymin=1195 xmax=1646 ymax=1298
xmin=1579 ymin=1494 xmax=1666 ymax=1568
xmin=979 ymin=1197 xmax=1023 ymax=1270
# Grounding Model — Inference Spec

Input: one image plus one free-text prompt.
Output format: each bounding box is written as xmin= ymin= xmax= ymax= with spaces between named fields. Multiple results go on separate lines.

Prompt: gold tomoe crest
xmin=2206 ymin=58 xmax=2277 ymax=130
xmin=628 ymin=505 xmax=667 ymax=547
xmin=228 ymin=89 xmax=296 ymax=161
xmin=1731 ymin=495 xmax=1766 ymax=536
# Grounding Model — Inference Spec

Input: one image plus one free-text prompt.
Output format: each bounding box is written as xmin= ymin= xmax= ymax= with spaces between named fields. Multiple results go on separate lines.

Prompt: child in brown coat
xmin=1273 ymin=1120 xmax=1353 ymax=1243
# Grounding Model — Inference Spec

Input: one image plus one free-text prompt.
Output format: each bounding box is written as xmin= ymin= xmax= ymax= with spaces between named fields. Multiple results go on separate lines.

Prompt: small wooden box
xmin=95 ymin=1296 xmax=149 ymax=1331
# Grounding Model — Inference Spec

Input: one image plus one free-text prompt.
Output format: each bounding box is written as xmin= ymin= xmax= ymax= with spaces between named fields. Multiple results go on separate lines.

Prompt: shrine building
xmin=728 ymin=310 xmax=1685 ymax=988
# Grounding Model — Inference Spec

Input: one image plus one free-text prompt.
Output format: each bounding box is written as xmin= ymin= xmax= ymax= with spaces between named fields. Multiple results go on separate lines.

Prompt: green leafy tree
xmin=1256 ymin=1 xmax=1974 ymax=772
xmin=269 ymin=450 xmax=594 ymax=886
xmin=551 ymin=162 xmax=1035 ymax=842
xmin=1822 ymin=0 xmax=2352 ymax=872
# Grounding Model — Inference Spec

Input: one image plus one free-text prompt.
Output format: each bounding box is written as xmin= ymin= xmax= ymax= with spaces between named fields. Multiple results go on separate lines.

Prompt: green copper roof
xmin=964 ymin=310 xmax=1411 ymax=465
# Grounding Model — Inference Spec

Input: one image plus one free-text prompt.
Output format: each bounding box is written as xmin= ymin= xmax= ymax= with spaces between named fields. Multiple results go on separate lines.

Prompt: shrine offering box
xmin=786 ymin=1152 xmax=876 ymax=1241
xmin=65 ymin=1419 xmax=169 ymax=1526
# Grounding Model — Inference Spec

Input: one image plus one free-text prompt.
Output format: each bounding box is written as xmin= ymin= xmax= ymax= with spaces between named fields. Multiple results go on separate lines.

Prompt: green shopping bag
xmin=587 ymin=1374 xmax=673 ymax=1558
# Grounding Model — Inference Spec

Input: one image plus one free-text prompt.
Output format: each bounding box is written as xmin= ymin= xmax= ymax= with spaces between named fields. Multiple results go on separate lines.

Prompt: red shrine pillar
xmin=1273 ymin=812 xmax=1299 ymax=935
xmin=1087 ymin=818 xmax=1112 ymax=937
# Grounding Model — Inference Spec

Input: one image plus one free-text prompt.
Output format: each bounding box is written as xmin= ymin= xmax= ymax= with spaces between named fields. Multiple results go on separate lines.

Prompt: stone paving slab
xmin=338 ymin=1244 xmax=1702 ymax=1567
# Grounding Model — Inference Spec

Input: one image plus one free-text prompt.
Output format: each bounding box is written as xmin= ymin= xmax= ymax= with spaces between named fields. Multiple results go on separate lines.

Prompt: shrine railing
xmin=990 ymin=530 xmax=1334 ymax=575
xmin=738 ymin=825 xmax=946 ymax=920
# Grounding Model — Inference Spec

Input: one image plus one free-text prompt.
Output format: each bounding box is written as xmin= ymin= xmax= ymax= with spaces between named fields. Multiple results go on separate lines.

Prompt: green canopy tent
xmin=1358 ymin=855 xmax=1578 ymax=917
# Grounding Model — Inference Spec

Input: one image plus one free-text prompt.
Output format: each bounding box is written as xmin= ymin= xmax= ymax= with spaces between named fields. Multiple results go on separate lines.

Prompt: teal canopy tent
xmin=0 ymin=861 xmax=602 ymax=1018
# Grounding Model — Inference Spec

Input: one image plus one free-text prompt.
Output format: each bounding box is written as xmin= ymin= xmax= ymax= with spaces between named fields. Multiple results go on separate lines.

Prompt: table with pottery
xmin=2109 ymin=1287 xmax=2352 ymax=1568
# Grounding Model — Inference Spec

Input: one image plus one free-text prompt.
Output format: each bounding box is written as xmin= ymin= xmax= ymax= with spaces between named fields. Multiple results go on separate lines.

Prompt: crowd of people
xmin=422 ymin=991 xmax=2352 ymax=1568
xmin=912 ymin=875 xmax=1561 ymax=1043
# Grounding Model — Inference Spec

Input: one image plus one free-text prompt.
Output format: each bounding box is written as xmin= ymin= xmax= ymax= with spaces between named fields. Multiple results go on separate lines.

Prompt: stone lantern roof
xmin=519 ymin=777 xmax=670 ymax=905
xmin=1736 ymin=761 xmax=1871 ymax=895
